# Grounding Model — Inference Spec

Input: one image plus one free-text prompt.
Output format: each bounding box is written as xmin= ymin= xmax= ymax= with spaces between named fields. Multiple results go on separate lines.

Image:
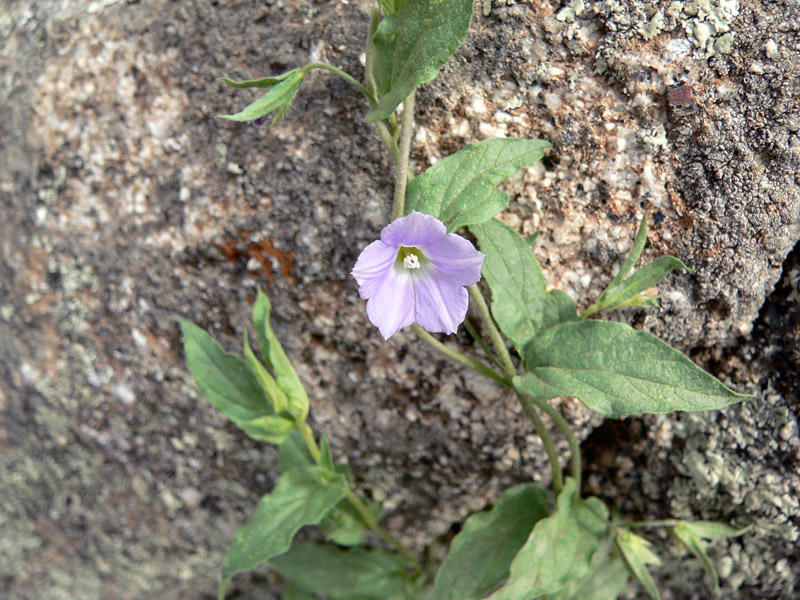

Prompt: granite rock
xmin=0 ymin=0 xmax=797 ymax=598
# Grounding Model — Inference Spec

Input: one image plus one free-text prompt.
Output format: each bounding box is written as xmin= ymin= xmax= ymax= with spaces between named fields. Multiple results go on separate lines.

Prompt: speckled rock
xmin=0 ymin=0 xmax=797 ymax=599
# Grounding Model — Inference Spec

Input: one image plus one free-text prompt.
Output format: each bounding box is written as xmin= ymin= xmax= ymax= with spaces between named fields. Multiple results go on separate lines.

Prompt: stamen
xmin=403 ymin=253 xmax=421 ymax=270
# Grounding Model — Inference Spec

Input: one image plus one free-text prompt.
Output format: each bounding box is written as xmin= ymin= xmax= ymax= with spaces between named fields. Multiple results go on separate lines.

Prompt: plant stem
xmin=467 ymin=285 xmax=516 ymax=379
xmin=621 ymin=519 xmax=679 ymax=529
xmin=391 ymin=91 xmax=416 ymax=221
xmin=297 ymin=421 xmax=323 ymax=464
xmin=363 ymin=3 xmax=400 ymax=163
xmin=578 ymin=303 xmax=600 ymax=321
xmin=465 ymin=287 xmax=583 ymax=494
xmin=463 ymin=318 xmax=503 ymax=371
xmin=516 ymin=391 xmax=564 ymax=494
xmin=412 ymin=325 xmax=511 ymax=386
xmin=364 ymin=2 xmax=381 ymax=101
xmin=296 ymin=419 xmax=422 ymax=570
xmin=305 ymin=62 xmax=376 ymax=106
xmin=344 ymin=489 xmax=423 ymax=571
xmin=521 ymin=392 xmax=582 ymax=496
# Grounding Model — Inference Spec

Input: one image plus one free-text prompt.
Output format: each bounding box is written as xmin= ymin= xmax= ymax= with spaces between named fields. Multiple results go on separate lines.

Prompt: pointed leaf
xmin=367 ymin=0 xmax=474 ymax=121
xmin=540 ymin=289 xmax=578 ymax=332
xmin=243 ymin=330 xmax=289 ymax=413
xmin=487 ymin=479 xmax=609 ymax=600
xmin=239 ymin=415 xmax=295 ymax=443
xmin=612 ymin=214 xmax=649 ymax=288
xmin=595 ymin=256 xmax=690 ymax=312
xmin=220 ymin=69 xmax=305 ymax=123
xmin=279 ymin=430 xmax=315 ymax=473
xmin=254 ymin=289 xmax=309 ymax=420
xmin=616 ymin=530 xmax=661 ymax=600
xmin=550 ymin=532 xmax=629 ymax=600
xmin=319 ymin=435 xmax=336 ymax=473
xmin=320 ymin=497 xmax=381 ymax=547
xmin=221 ymin=467 xmax=347 ymax=580
xmin=681 ymin=521 xmax=752 ymax=540
xmin=378 ymin=0 xmax=406 ymax=14
xmin=177 ymin=318 xmax=293 ymax=444
xmin=219 ymin=71 xmax=297 ymax=89
xmin=271 ymin=542 xmax=413 ymax=599
xmin=471 ymin=219 xmax=547 ymax=354
xmin=586 ymin=214 xmax=690 ymax=317
xmin=517 ymin=320 xmax=747 ymax=417
xmin=406 ymin=139 xmax=551 ymax=230
xmin=430 ymin=483 xmax=548 ymax=600
xmin=672 ymin=523 xmax=719 ymax=594
xmin=284 ymin=584 xmax=317 ymax=600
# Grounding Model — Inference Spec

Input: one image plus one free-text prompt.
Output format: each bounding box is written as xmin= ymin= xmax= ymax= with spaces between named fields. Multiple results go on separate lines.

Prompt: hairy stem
xmin=305 ymin=62 xmax=376 ymax=105
xmin=521 ymin=392 xmax=582 ymax=495
xmin=412 ymin=324 xmax=511 ymax=387
xmin=467 ymin=285 xmax=516 ymax=378
xmin=297 ymin=420 xmax=422 ymax=570
xmin=463 ymin=318 xmax=503 ymax=371
xmin=345 ymin=489 xmax=423 ymax=571
xmin=621 ymin=520 xmax=679 ymax=529
xmin=391 ymin=91 xmax=416 ymax=221
xmin=516 ymin=392 xmax=564 ymax=493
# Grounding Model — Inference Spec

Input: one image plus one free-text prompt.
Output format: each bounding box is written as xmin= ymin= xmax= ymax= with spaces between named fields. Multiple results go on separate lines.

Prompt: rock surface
xmin=0 ymin=0 xmax=797 ymax=599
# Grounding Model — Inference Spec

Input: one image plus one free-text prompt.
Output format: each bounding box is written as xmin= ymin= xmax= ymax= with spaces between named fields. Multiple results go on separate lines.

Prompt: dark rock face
xmin=0 ymin=1 xmax=797 ymax=599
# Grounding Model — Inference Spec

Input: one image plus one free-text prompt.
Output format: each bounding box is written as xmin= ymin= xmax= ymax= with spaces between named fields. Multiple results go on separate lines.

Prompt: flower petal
xmin=366 ymin=270 xmax=416 ymax=339
xmin=413 ymin=270 xmax=468 ymax=335
xmin=422 ymin=233 xmax=484 ymax=286
xmin=351 ymin=240 xmax=397 ymax=297
xmin=381 ymin=211 xmax=447 ymax=248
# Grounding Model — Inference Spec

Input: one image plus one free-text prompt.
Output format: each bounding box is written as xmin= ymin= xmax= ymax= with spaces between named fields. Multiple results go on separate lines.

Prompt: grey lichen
xmin=680 ymin=0 xmax=740 ymax=57
xmin=642 ymin=125 xmax=669 ymax=154
xmin=640 ymin=9 xmax=665 ymax=40
xmin=556 ymin=0 xmax=585 ymax=24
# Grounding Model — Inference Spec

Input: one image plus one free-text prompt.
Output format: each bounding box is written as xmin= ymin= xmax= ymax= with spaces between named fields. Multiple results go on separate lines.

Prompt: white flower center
xmin=402 ymin=253 xmax=421 ymax=270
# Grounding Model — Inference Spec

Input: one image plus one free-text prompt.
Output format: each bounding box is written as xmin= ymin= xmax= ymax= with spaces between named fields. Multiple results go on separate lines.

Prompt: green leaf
xmin=671 ymin=523 xmax=719 ymax=595
xmin=177 ymin=318 xmax=293 ymax=444
xmin=406 ymin=139 xmax=551 ymax=230
xmin=253 ymin=289 xmax=310 ymax=420
xmin=540 ymin=289 xmax=578 ymax=332
xmin=320 ymin=500 xmax=372 ymax=547
xmin=516 ymin=320 xmax=747 ymax=417
xmin=240 ymin=414 xmax=295 ymax=443
xmin=271 ymin=542 xmax=413 ymax=599
xmin=487 ymin=479 xmax=609 ymax=600
xmin=279 ymin=430 xmax=315 ymax=473
xmin=221 ymin=467 xmax=347 ymax=581
xmin=430 ymin=483 xmax=548 ymax=600
xmin=219 ymin=71 xmax=298 ymax=89
xmin=471 ymin=218 xmax=547 ymax=354
xmin=378 ymin=0 xmax=406 ymax=15
xmin=616 ymin=530 xmax=661 ymax=600
xmin=284 ymin=583 xmax=317 ymax=600
xmin=550 ymin=532 xmax=629 ymax=600
xmin=243 ymin=330 xmax=289 ymax=413
xmin=585 ymin=214 xmax=690 ymax=317
xmin=220 ymin=68 xmax=306 ymax=123
xmin=367 ymin=0 xmax=474 ymax=121
xmin=613 ymin=214 xmax=649 ymax=287
xmin=681 ymin=521 xmax=752 ymax=540
xmin=594 ymin=256 xmax=690 ymax=312
xmin=550 ymin=557 xmax=629 ymax=600
xmin=319 ymin=435 xmax=336 ymax=473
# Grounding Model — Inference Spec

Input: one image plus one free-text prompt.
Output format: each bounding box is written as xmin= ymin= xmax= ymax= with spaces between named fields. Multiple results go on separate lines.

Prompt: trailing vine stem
xmin=391 ymin=92 xmax=416 ymax=221
xmin=516 ymin=391 xmax=564 ymax=494
xmin=296 ymin=420 xmax=423 ymax=571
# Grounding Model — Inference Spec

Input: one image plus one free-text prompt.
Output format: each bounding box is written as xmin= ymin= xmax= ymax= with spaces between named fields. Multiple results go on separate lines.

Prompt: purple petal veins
xmin=351 ymin=211 xmax=484 ymax=339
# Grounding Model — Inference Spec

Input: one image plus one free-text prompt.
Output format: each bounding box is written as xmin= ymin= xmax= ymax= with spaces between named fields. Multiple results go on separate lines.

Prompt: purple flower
xmin=352 ymin=211 xmax=485 ymax=339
